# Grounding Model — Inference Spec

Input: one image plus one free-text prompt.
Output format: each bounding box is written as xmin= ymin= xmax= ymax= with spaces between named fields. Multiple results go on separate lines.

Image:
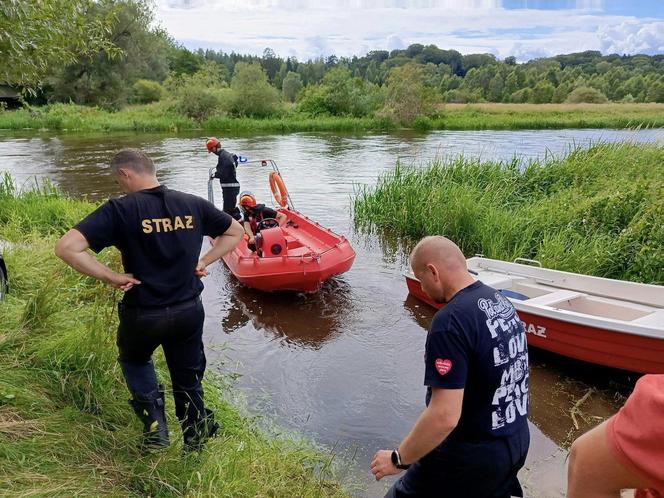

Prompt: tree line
xmin=3 ymin=0 xmax=664 ymax=124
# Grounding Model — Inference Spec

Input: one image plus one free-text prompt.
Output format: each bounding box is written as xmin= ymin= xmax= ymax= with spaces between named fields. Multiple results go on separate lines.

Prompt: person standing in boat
xmin=371 ymin=236 xmax=530 ymax=498
xmin=239 ymin=192 xmax=287 ymax=252
xmin=206 ymin=137 xmax=242 ymax=221
xmin=55 ymin=148 xmax=244 ymax=451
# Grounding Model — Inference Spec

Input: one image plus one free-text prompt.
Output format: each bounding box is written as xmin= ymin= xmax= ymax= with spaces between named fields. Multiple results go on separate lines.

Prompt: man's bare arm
xmin=371 ymin=387 xmax=463 ymax=481
xmin=196 ymin=219 xmax=244 ymax=276
xmin=54 ymin=229 xmax=140 ymax=291
xmin=398 ymin=387 xmax=463 ymax=463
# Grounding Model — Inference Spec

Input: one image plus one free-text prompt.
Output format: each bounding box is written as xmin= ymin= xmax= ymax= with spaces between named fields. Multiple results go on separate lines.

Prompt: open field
xmin=430 ymin=103 xmax=664 ymax=130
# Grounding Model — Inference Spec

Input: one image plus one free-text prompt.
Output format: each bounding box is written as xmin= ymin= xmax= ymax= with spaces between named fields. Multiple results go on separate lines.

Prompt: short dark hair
xmin=110 ymin=148 xmax=155 ymax=175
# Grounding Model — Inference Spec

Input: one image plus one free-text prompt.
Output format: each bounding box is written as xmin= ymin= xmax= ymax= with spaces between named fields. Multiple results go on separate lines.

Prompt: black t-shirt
xmin=214 ymin=149 xmax=239 ymax=185
xmin=75 ymin=186 xmax=233 ymax=307
xmin=243 ymin=204 xmax=277 ymax=232
xmin=424 ymin=281 xmax=529 ymax=449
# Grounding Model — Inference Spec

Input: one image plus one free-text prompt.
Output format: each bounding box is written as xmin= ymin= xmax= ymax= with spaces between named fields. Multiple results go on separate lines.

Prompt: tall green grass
xmin=0 ymin=178 xmax=346 ymax=497
xmin=1 ymin=102 xmax=663 ymax=132
xmin=354 ymin=143 xmax=664 ymax=284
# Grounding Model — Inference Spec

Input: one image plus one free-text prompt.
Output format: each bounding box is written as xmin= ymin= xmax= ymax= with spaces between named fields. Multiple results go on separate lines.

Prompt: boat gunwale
xmin=403 ymin=262 xmax=664 ymax=340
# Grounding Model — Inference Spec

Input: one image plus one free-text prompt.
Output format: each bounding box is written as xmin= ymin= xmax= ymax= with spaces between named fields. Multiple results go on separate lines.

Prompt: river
xmin=1 ymin=128 xmax=662 ymax=497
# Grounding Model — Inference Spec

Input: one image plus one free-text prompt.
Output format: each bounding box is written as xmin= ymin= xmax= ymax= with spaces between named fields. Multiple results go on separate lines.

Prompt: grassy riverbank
xmin=1 ymin=102 xmax=663 ymax=133
xmin=354 ymin=143 xmax=664 ymax=285
xmin=0 ymin=179 xmax=346 ymax=497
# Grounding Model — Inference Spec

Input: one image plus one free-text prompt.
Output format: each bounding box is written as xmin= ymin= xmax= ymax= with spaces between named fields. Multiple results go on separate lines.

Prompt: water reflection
xmin=221 ymin=277 xmax=356 ymax=350
xmin=402 ymin=294 xmax=436 ymax=330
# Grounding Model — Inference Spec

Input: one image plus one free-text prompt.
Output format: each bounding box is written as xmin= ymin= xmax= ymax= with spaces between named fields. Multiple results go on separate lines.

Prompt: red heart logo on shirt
xmin=435 ymin=358 xmax=453 ymax=376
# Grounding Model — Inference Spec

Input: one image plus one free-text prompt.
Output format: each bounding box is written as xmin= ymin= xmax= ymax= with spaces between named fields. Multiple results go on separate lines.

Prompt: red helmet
xmin=239 ymin=191 xmax=257 ymax=208
xmin=206 ymin=137 xmax=220 ymax=153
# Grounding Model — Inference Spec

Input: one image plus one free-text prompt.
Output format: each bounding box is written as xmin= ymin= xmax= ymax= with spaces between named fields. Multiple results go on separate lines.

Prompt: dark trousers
xmin=221 ymin=185 xmax=241 ymax=221
xmin=385 ymin=430 xmax=529 ymax=498
xmin=117 ymin=297 xmax=207 ymax=426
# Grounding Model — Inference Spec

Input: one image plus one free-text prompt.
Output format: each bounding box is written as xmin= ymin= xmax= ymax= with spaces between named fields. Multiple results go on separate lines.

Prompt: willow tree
xmin=382 ymin=62 xmax=434 ymax=125
xmin=0 ymin=0 xmax=118 ymax=90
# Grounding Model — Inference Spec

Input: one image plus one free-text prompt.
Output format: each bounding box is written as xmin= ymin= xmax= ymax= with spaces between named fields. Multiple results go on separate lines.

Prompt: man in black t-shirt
xmin=371 ymin=236 xmax=530 ymax=498
xmin=239 ymin=191 xmax=287 ymax=252
xmin=55 ymin=148 xmax=243 ymax=451
xmin=206 ymin=137 xmax=242 ymax=221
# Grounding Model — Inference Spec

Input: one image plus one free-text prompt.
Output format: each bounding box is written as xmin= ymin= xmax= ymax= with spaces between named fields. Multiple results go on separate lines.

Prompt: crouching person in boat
xmin=239 ymin=191 xmax=287 ymax=253
xmin=55 ymin=148 xmax=244 ymax=452
xmin=371 ymin=236 xmax=530 ymax=498
xmin=567 ymin=374 xmax=664 ymax=498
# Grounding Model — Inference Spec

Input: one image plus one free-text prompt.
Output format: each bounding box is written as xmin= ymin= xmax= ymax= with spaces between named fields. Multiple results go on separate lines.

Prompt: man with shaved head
xmin=372 ymin=236 xmax=530 ymax=497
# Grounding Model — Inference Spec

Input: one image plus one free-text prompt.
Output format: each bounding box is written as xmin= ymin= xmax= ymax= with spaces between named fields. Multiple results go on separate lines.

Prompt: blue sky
xmin=155 ymin=1 xmax=664 ymax=61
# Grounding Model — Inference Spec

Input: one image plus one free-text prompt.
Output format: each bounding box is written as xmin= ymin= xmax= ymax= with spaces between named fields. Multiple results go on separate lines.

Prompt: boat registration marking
xmin=522 ymin=321 xmax=547 ymax=338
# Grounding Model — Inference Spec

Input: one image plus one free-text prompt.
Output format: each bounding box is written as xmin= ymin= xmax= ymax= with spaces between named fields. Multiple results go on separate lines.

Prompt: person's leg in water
xmin=117 ymin=305 xmax=170 ymax=449
xmin=221 ymin=186 xmax=241 ymax=221
xmin=162 ymin=298 xmax=219 ymax=452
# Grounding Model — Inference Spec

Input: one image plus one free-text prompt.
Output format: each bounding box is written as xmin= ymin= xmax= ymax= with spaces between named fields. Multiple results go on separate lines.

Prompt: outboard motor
xmin=254 ymin=227 xmax=287 ymax=257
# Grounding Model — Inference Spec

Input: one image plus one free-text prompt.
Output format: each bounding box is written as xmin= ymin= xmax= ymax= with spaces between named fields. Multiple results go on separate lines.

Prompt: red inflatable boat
xmin=208 ymin=160 xmax=355 ymax=292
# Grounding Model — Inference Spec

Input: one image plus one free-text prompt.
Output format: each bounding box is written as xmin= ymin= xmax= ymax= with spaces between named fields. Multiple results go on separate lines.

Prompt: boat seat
xmin=525 ymin=290 xmax=586 ymax=306
xmin=287 ymin=246 xmax=313 ymax=257
xmin=631 ymin=309 xmax=664 ymax=326
xmin=478 ymin=274 xmax=514 ymax=289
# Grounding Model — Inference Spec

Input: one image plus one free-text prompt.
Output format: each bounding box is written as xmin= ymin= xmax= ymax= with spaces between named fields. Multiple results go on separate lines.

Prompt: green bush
xmin=175 ymin=85 xmax=220 ymax=121
xmin=565 ymin=86 xmax=608 ymax=104
xmin=510 ymin=88 xmax=533 ymax=103
xmin=282 ymin=71 xmax=303 ymax=103
xmin=131 ymin=79 xmax=164 ymax=104
xmin=297 ymin=67 xmax=382 ymax=117
xmin=229 ymin=62 xmax=280 ymax=118
xmin=380 ymin=62 xmax=435 ymax=125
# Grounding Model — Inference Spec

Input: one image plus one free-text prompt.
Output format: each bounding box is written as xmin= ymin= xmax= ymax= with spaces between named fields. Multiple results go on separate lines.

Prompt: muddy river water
xmin=1 ymin=128 xmax=662 ymax=497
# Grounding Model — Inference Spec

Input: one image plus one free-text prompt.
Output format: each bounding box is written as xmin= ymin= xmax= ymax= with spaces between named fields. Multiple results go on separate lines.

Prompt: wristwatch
xmin=391 ymin=449 xmax=411 ymax=470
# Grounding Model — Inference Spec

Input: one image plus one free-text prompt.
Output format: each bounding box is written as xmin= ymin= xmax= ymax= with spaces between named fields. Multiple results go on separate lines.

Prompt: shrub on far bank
xmin=282 ymin=71 xmax=303 ymax=103
xmin=565 ymin=86 xmax=608 ymax=104
xmin=297 ymin=67 xmax=383 ymax=117
xmin=175 ymin=85 xmax=220 ymax=121
xmin=229 ymin=62 xmax=280 ymax=118
xmin=132 ymin=79 xmax=164 ymax=104
xmin=380 ymin=62 xmax=436 ymax=125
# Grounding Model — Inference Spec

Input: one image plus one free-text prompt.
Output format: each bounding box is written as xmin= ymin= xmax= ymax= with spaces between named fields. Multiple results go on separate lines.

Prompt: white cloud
xmin=154 ymin=1 xmax=661 ymax=60
xmin=599 ymin=21 xmax=664 ymax=55
xmin=386 ymin=35 xmax=405 ymax=51
xmin=305 ymin=36 xmax=334 ymax=58
xmin=509 ymin=42 xmax=552 ymax=62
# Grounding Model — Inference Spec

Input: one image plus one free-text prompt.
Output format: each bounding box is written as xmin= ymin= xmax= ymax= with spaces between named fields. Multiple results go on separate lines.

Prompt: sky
xmin=155 ymin=0 xmax=664 ymax=62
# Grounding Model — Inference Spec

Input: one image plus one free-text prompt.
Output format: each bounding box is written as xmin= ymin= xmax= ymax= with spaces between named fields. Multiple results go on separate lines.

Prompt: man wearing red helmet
xmin=206 ymin=137 xmax=242 ymax=221
xmin=239 ymin=192 xmax=286 ymax=251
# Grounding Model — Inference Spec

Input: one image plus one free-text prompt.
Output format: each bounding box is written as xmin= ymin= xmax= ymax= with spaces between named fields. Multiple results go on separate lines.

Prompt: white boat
xmin=405 ymin=257 xmax=664 ymax=373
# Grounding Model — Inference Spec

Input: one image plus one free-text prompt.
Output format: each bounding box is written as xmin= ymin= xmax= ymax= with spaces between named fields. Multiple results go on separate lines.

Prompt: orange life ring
xmin=269 ymin=171 xmax=288 ymax=207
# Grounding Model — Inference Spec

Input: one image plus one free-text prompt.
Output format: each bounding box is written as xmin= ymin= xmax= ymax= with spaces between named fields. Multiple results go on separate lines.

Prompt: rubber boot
xmin=182 ymin=408 xmax=219 ymax=453
xmin=129 ymin=385 xmax=170 ymax=450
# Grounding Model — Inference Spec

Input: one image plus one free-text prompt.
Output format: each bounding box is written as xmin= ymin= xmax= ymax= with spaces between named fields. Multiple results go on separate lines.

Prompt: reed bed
xmin=0 ymin=177 xmax=346 ymax=497
xmin=353 ymin=143 xmax=664 ymax=284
